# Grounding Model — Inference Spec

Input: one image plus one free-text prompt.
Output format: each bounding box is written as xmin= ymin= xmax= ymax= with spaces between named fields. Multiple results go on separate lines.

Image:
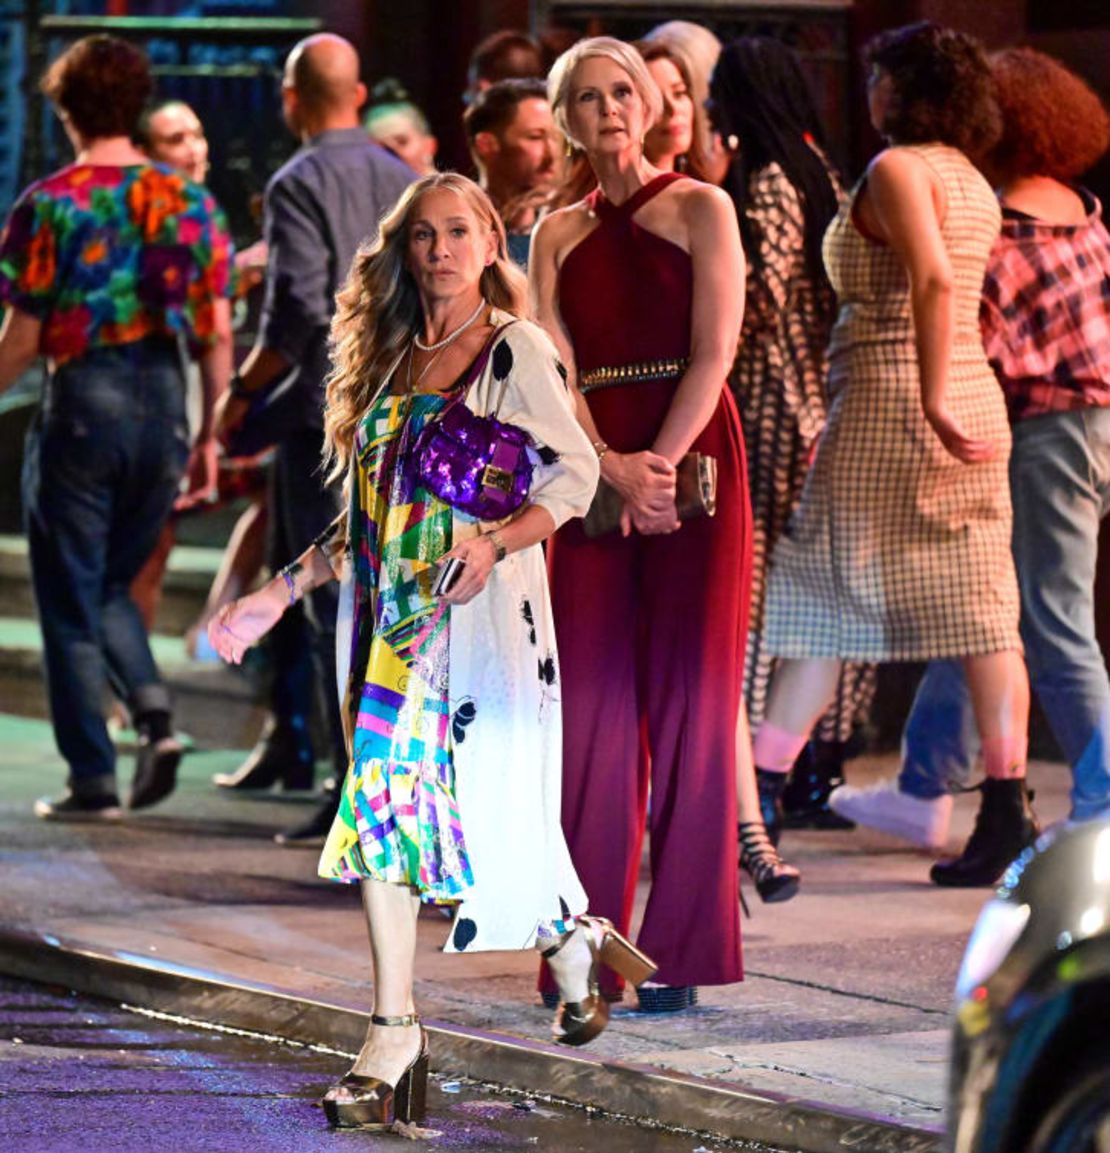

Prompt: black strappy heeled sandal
xmin=542 ymin=915 xmax=657 ymax=1047
xmin=739 ymin=820 xmax=801 ymax=903
xmin=321 ymin=1012 xmax=429 ymax=1130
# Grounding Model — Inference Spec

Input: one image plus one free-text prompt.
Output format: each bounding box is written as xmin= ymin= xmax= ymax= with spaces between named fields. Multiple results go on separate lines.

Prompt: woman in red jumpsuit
xmin=531 ymin=36 xmax=751 ymax=1010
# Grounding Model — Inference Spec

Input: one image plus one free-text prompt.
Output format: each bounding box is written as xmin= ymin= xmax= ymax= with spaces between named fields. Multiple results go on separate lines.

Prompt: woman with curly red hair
xmin=749 ymin=22 xmax=1039 ymax=887
xmin=834 ymin=47 xmax=1110 ymax=863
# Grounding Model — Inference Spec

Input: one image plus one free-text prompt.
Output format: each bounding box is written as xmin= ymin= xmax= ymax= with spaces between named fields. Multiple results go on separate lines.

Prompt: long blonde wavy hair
xmin=323 ymin=172 xmax=529 ymax=485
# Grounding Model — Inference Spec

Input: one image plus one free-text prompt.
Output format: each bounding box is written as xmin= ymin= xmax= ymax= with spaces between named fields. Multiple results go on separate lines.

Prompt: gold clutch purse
xmin=582 ymin=452 xmax=718 ymax=538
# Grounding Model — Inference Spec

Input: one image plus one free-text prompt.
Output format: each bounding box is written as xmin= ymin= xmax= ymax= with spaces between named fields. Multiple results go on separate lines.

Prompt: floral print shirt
xmin=0 ymin=162 xmax=232 ymax=364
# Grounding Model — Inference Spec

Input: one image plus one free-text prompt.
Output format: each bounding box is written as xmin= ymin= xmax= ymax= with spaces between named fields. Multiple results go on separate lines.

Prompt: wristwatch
xmin=485 ymin=531 xmax=507 ymax=563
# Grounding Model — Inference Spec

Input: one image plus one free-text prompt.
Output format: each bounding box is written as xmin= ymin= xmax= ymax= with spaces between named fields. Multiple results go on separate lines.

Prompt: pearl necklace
xmin=413 ymin=299 xmax=487 ymax=353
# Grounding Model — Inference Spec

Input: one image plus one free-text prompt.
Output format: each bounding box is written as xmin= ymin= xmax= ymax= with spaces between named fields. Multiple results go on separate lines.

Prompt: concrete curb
xmin=0 ymin=926 xmax=941 ymax=1152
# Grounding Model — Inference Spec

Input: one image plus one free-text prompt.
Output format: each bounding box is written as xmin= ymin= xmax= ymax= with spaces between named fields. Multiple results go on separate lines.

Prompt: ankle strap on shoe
xmin=370 ymin=1012 xmax=420 ymax=1027
xmin=539 ymin=917 xmax=588 ymax=960
xmin=540 ymin=936 xmax=568 ymax=960
xmin=738 ymin=821 xmax=775 ymax=847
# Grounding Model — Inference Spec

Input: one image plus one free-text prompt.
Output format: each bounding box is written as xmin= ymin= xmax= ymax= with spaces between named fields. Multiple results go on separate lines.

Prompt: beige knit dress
xmin=763 ymin=143 xmax=1021 ymax=661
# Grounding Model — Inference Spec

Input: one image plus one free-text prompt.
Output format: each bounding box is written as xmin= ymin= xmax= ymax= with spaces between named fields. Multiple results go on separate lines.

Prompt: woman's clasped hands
xmin=604 ymin=450 xmax=680 ymax=536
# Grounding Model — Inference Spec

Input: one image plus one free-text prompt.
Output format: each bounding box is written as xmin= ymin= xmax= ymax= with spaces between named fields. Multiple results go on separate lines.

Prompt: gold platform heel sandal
xmin=321 ymin=1013 xmax=429 ymax=1130
xmin=543 ymin=915 xmax=657 ymax=1047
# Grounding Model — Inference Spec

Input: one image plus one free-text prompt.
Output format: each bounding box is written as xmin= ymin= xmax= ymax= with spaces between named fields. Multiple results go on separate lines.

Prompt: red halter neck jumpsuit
xmin=545 ymin=173 xmax=752 ymax=992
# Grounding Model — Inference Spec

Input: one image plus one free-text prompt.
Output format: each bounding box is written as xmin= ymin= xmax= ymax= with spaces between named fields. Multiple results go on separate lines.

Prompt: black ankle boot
xmin=930 ymin=778 xmax=1039 ymax=888
xmin=782 ymin=741 xmax=856 ymax=831
xmin=213 ymin=714 xmax=315 ymax=791
xmin=756 ymin=769 xmax=788 ymax=847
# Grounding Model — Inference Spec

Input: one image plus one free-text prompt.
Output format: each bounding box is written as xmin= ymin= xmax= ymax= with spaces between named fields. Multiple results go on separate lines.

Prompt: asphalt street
xmin=0 ymin=977 xmax=782 ymax=1153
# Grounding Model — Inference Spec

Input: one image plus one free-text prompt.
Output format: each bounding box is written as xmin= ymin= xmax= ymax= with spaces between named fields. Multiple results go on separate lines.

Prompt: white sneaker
xmin=828 ymin=777 xmax=952 ymax=850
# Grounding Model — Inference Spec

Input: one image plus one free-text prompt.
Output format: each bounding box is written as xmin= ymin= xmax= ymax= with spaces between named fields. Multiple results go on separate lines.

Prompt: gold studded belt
xmin=578 ymin=357 xmax=689 ymax=394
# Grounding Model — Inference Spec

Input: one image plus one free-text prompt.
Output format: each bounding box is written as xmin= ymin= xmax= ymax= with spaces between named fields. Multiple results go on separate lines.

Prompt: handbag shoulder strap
xmin=486 ymin=320 xmax=520 ymax=416
xmin=450 ymin=318 xmax=519 ymax=415
xmin=462 ymin=322 xmax=508 ymax=393
xmin=420 ymin=318 xmax=520 ymax=426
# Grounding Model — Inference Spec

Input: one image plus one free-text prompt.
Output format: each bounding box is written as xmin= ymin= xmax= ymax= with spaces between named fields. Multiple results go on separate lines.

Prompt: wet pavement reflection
xmin=0 ymin=978 xmax=780 ymax=1153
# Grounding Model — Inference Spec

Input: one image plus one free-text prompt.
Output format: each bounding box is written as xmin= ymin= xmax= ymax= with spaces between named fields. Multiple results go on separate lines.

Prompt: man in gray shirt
xmin=218 ymin=33 xmax=412 ymax=843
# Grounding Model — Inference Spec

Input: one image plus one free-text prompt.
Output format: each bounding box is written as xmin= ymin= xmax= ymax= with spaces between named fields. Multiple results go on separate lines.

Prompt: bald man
xmin=218 ymin=34 xmax=413 ymax=844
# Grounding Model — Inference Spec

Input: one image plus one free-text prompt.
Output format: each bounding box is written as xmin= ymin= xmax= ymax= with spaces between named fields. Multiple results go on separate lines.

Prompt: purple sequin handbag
xmin=411 ymin=324 xmax=535 ymax=520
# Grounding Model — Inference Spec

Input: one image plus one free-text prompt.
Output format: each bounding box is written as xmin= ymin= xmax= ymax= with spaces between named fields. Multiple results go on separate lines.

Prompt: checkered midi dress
xmin=764 ymin=144 xmax=1021 ymax=661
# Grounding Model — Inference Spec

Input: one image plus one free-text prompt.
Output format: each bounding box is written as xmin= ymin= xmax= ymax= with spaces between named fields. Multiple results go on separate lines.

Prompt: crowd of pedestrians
xmin=0 ymin=14 xmax=1107 ymax=1138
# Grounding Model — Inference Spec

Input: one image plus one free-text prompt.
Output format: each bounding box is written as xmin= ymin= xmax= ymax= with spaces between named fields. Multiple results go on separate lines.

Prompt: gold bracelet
xmin=591 ymin=439 xmax=609 ymax=462
xmin=485 ymin=531 xmax=507 ymax=563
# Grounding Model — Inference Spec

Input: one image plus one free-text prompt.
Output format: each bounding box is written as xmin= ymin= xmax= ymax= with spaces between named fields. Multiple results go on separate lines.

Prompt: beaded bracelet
xmin=280 ymin=567 xmax=297 ymax=605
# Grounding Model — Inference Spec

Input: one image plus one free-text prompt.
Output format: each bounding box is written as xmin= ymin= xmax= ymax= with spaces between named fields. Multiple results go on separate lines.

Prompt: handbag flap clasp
xmin=481 ymin=465 xmax=514 ymax=493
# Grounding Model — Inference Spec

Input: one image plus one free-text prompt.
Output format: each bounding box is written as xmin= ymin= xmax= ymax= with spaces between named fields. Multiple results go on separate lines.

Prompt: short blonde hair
xmin=547 ymin=36 xmax=663 ymax=148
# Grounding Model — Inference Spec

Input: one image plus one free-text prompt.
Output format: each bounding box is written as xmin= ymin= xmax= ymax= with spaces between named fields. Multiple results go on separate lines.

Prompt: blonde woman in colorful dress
xmin=209 ymin=173 xmax=655 ymax=1132
xmin=750 ymin=22 xmax=1037 ymax=883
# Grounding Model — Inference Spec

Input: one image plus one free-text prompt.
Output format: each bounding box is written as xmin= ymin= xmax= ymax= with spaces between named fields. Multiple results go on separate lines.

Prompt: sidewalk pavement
xmin=0 ymin=710 xmax=1071 ymax=1151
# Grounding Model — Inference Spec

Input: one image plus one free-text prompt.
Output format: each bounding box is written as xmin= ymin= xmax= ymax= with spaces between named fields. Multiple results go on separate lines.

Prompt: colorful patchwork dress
xmin=319 ymin=315 xmax=599 ymax=953
xmin=319 ymin=389 xmax=472 ymax=900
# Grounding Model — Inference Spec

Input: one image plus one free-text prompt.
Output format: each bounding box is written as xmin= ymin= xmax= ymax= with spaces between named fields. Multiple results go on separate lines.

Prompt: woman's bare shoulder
xmin=673 ymin=180 xmax=738 ymax=237
xmin=674 ymin=177 xmax=731 ymax=208
xmin=533 ymin=201 xmax=596 ymax=263
xmin=866 ymin=146 xmax=938 ymax=189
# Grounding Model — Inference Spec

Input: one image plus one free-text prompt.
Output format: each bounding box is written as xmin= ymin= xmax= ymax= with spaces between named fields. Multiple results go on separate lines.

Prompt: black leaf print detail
xmin=538 ymin=653 xmax=557 ymax=686
xmin=452 ymin=917 xmax=477 ymax=951
xmin=555 ymin=359 xmax=568 ymax=386
xmin=536 ymin=444 xmax=560 ymax=465
xmin=451 ymin=699 xmax=477 ymax=744
xmin=559 ymin=897 xmax=572 ymax=921
xmin=492 ymin=339 xmax=514 ymax=381
xmin=520 ymin=599 xmax=536 ymax=646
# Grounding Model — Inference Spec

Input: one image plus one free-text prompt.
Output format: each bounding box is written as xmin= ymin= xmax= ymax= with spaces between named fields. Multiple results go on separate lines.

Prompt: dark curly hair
xmin=864 ymin=22 xmax=1000 ymax=161
xmin=988 ymin=48 xmax=1109 ymax=182
xmin=41 ymin=35 xmax=152 ymax=140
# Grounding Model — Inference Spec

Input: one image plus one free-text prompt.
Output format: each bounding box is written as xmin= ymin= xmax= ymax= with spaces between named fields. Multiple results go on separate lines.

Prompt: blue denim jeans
xmin=22 ymin=341 xmax=189 ymax=796
xmin=900 ymin=409 xmax=1110 ymax=821
xmin=900 ymin=658 xmax=978 ymax=799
